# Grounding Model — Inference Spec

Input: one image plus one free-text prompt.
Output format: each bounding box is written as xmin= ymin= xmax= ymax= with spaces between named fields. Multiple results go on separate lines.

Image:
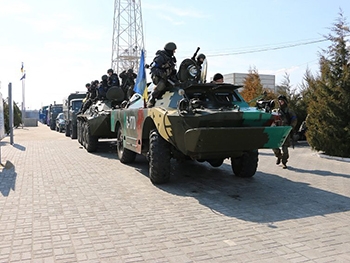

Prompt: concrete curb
xmin=317 ymin=152 xmax=350 ymax=162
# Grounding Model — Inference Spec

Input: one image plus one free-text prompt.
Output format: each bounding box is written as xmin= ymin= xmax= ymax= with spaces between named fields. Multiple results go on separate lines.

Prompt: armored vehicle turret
xmin=110 ymin=51 xmax=292 ymax=184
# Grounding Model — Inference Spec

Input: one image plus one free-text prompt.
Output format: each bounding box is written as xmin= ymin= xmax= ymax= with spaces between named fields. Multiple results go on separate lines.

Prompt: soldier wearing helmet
xmin=107 ymin=68 xmax=120 ymax=88
xmin=119 ymin=68 xmax=137 ymax=100
xmin=147 ymin=42 xmax=178 ymax=107
xmin=273 ymin=95 xmax=298 ymax=169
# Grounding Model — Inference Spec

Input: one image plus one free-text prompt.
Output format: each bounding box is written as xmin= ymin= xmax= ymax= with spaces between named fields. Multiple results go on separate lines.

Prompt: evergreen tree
xmin=306 ymin=11 xmax=350 ymax=157
xmin=2 ymin=99 xmax=22 ymax=134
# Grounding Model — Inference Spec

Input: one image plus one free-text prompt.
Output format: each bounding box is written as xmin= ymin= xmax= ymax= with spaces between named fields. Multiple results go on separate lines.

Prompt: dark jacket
xmin=150 ymin=50 xmax=177 ymax=80
xmin=108 ymin=73 xmax=120 ymax=87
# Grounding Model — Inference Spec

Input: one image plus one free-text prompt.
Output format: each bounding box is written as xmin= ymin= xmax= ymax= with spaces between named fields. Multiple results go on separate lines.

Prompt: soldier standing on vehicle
xmin=273 ymin=95 xmax=297 ymax=169
xmin=195 ymin=53 xmax=206 ymax=83
xmin=107 ymin=68 xmax=120 ymax=88
xmin=147 ymin=42 xmax=177 ymax=107
xmin=119 ymin=68 xmax=137 ymax=100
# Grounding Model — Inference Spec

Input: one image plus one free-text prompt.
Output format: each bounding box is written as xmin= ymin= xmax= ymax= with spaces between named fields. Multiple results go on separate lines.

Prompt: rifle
xmin=191 ymin=47 xmax=200 ymax=61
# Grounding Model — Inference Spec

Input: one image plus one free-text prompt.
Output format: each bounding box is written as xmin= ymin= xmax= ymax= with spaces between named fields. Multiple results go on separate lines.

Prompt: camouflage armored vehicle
xmin=77 ymin=87 xmax=124 ymax=152
xmin=63 ymin=91 xmax=86 ymax=139
xmin=110 ymin=52 xmax=292 ymax=184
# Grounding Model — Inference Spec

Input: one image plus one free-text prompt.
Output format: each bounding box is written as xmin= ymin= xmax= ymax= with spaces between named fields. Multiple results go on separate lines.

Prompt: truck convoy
xmin=63 ymin=91 xmax=86 ymax=139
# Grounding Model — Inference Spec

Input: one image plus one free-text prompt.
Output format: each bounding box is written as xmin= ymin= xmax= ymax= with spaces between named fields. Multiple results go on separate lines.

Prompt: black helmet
xmin=277 ymin=95 xmax=288 ymax=103
xmin=213 ymin=73 xmax=224 ymax=81
xmin=127 ymin=69 xmax=134 ymax=74
xmin=197 ymin=53 xmax=206 ymax=60
xmin=107 ymin=68 xmax=114 ymax=74
xmin=102 ymin=75 xmax=108 ymax=81
xmin=164 ymin=42 xmax=177 ymax=51
xmin=85 ymin=83 xmax=91 ymax=88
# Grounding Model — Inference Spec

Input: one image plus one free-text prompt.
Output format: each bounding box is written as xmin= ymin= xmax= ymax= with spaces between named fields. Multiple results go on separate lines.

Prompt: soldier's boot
xmin=282 ymin=161 xmax=288 ymax=169
xmin=276 ymin=157 xmax=281 ymax=165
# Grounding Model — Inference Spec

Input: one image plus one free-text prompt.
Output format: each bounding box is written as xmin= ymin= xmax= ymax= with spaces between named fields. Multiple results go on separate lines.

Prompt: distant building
xmin=222 ymin=73 xmax=276 ymax=93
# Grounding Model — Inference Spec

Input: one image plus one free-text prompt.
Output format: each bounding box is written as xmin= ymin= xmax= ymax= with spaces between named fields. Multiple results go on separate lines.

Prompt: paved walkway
xmin=1 ymin=123 xmax=350 ymax=262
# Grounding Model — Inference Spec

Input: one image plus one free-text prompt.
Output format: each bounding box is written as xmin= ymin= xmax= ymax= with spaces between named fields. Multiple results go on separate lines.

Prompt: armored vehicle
xmin=47 ymin=104 xmax=63 ymax=130
xmin=110 ymin=52 xmax=292 ymax=184
xmin=63 ymin=91 xmax=86 ymax=139
xmin=77 ymin=87 xmax=124 ymax=152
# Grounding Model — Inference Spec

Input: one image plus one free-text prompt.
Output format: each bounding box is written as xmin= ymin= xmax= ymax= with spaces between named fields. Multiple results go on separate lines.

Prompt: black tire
xmin=208 ymin=159 xmax=224 ymax=167
xmin=65 ymin=123 xmax=70 ymax=137
xmin=117 ymin=125 xmax=136 ymax=163
xmin=85 ymin=123 xmax=98 ymax=152
xmin=59 ymin=126 xmax=63 ymax=133
xmin=231 ymin=150 xmax=259 ymax=178
xmin=70 ymin=125 xmax=77 ymax=139
xmin=82 ymin=122 xmax=87 ymax=148
xmin=77 ymin=120 xmax=82 ymax=144
xmin=82 ymin=122 xmax=87 ymax=147
xmin=149 ymin=129 xmax=171 ymax=184
xmin=50 ymin=121 xmax=55 ymax=130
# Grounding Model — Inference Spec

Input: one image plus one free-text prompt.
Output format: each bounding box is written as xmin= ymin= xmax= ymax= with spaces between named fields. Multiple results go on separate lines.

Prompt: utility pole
xmin=111 ymin=0 xmax=145 ymax=75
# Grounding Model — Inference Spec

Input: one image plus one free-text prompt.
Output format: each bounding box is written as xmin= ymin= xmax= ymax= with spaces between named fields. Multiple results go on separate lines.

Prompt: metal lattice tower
xmin=111 ymin=0 xmax=145 ymax=75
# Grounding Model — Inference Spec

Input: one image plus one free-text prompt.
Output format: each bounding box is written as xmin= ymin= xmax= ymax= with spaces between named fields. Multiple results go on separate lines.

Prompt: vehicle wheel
xmin=208 ymin=159 xmax=224 ymax=167
xmin=59 ymin=126 xmax=63 ymax=133
xmin=78 ymin=121 xmax=84 ymax=145
xmin=77 ymin=121 xmax=82 ymax=144
xmin=117 ymin=125 xmax=136 ymax=163
xmin=149 ymin=129 xmax=171 ymax=184
xmin=65 ymin=124 xmax=70 ymax=137
xmin=231 ymin=150 xmax=258 ymax=178
xmin=56 ymin=126 xmax=59 ymax=132
xmin=82 ymin=122 xmax=87 ymax=148
xmin=70 ymin=125 xmax=77 ymax=139
xmin=85 ymin=123 xmax=98 ymax=152
xmin=81 ymin=122 xmax=87 ymax=147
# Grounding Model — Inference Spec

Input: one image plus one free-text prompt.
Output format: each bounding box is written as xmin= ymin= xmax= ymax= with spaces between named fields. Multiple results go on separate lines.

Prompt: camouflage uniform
xmin=273 ymin=96 xmax=297 ymax=168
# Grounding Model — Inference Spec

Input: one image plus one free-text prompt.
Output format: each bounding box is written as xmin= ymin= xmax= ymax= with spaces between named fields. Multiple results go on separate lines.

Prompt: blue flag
xmin=133 ymin=49 xmax=147 ymax=100
xmin=20 ymin=73 xmax=26 ymax=80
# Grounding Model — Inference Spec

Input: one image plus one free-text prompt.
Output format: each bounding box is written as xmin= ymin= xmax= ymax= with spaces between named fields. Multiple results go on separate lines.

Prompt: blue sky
xmin=1 ymin=0 xmax=350 ymax=109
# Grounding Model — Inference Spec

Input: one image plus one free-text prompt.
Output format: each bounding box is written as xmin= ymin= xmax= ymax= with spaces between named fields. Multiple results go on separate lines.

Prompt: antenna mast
xmin=112 ymin=0 xmax=145 ymax=75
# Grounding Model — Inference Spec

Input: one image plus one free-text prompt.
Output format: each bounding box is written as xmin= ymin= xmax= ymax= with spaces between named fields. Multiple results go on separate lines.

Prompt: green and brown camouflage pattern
xmin=111 ymin=83 xmax=291 ymax=160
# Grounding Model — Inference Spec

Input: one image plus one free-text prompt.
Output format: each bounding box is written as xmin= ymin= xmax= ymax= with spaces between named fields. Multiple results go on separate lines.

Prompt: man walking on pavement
xmin=273 ymin=95 xmax=297 ymax=169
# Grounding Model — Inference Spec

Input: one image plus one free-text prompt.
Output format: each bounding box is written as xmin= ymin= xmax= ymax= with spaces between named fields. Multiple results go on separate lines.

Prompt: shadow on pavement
xmin=129 ymin=159 xmax=350 ymax=224
xmin=288 ymin=166 xmax=350 ymax=179
xmin=12 ymin=143 xmax=26 ymax=151
xmin=0 ymin=164 xmax=17 ymax=197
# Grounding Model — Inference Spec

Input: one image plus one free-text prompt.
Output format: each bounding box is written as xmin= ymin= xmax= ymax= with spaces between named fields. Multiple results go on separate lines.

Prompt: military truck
xmin=77 ymin=87 xmax=124 ymax=152
xmin=47 ymin=103 xmax=63 ymax=130
xmin=63 ymin=91 xmax=86 ymax=139
xmin=39 ymin=105 xmax=49 ymax=124
xmin=110 ymin=52 xmax=292 ymax=184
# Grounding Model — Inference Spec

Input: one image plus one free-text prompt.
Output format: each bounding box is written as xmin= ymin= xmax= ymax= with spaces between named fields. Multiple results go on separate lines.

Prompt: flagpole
xmin=21 ymin=70 xmax=26 ymax=128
